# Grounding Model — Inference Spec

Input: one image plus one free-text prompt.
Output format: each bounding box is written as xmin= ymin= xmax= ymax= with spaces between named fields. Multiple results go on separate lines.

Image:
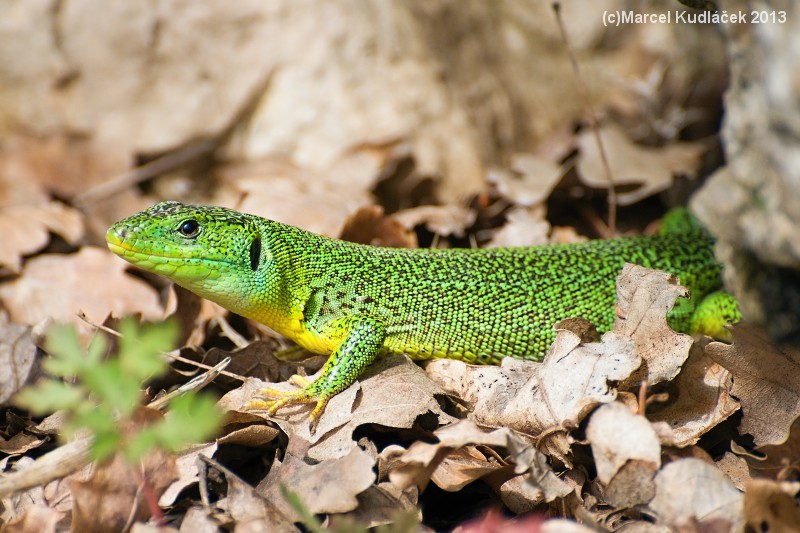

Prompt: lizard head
xmin=106 ymin=201 xmax=272 ymax=312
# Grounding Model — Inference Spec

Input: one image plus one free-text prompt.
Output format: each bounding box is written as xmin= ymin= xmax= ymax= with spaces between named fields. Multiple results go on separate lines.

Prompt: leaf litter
xmin=3 ymin=217 xmax=797 ymax=530
xmin=0 ymin=4 xmax=795 ymax=529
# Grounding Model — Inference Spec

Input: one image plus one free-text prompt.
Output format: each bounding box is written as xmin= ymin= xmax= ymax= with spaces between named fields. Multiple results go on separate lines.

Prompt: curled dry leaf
xmin=384 ymin=420 xmax=570 ymax=505
xmin=260 ymin=445 xmax=376 ymax=517
xmin=615 ymin=263 xmax=693 ymax=387
xmin=586 ymin=401 xmax=660 ymax=508
xmin=486 ymin=205 xmax=551 ymax=248
xmin=430 ymin=327 xmax=640 ymax=462
xmin=308 ymin=354 xmax=455 ymax=461
xmin=392 ymin=205 xmax=477 ymax=238
xmin=648 ymin=457 xmax=743 ymax=530
xmin=0 ymin=247 xmax=163 ymax=333
xmin=487 ymin=152 xmax=565 ymax=207
xmin=748 ymin=416 xmax=800 ymax=479
xmin=0 ymin=313 xmax=37 ymax=405
xmin=577 ymin=124 xmax=705 ymax=205
xmin=427 ymin=445 xmax=506 ymax=492
xmin=706 ymin=323 xmax=800 ymax=447
xmin=0 ymin=202 xmax=84 ymax=273
xmin=743 ymin=479 xmax=800 ymax=533
xmin=648 ymin=342 xmax=739 ymax=448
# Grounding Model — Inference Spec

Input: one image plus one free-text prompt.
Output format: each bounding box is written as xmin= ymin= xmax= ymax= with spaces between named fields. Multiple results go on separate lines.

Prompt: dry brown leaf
xmin=260 ymin=445 xmax=376 ymax=517
xmin=0 ymin=503 xmax=64 ymax=533
xmin=748 ymin=416 xmax=800 ymax=480
xmin=0 ymin=313 xmax=37 ymax=405
xmin=430 ymin=327 xmax=640 ymax=461
xmin=331 ymin=482 xmax=419 ymax=530
xmin=615 ymin=263 xmax=693 ymax=387
xmin=339 ymin=205 xmax=418 ymax=248
xmin=0 ymin=432 xmax=46 ymax=456
xmin=392 ymin=205 xmax=477 ymax=238
xmin=0 ymin=247 xmax=163 ymax=332
xmin=577 ymin=124 xmax=705 ymax=205
xmin=159 ymin=443 xmax=218 ymax=507
xmin=428 ymin=446 xmax=505 ymax=492
xmin=487 ymin=153 xmax=565 ymax=207
xmin=0 ymin=136 xmax=131 ymax=201
xmin=586 ymin=402 xmax=660 ymax=508
xmin=384 ymin=420 xmax=570 ymax=504
xmin=648 ymin=343 xmax=739 ymax=448
xmin=70 ymin=448 xmax=178 ymax=533
xmin=0 ymin=202 xmax=84 ymax=273
xmin=308 ymin=354 xmax=455 ymax=460
xmin=485 ymin=205 xmax=551 ymax=248
xmin=216 ymin=153 xmax=382 ymax=237
xmin=217 ymin=414 xmax=281 ymax=449
xmin=715 ymin=452 xmax=751 ymax=492
xmin=130 ymin=524 xmax=179 ymax=533
xmin=743 ymin=479 xmax=800 ymax=533
xmin=384 ymin=420 xmax=512 ymax=492
xmin=212 ymin=458 xmax=296 ymax=531
xmin=219 ymin=354 xmax=453 ymax=461
xmin=648 ymin=458 xmax=743 ymax=530
xmin=705 ymin=323 xmax=800 ymax=447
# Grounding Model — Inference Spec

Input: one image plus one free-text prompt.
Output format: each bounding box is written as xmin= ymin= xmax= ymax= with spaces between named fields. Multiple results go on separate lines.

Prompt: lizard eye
xmin=178 ymin=219 xmax=200 ymax=238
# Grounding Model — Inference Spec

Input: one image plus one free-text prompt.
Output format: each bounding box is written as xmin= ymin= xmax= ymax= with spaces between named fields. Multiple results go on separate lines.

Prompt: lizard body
xmin=107 ymin=202 xmax=739 ymax=422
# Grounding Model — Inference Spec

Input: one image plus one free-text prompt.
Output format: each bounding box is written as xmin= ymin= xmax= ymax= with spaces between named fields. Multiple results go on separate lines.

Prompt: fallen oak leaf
xmin=218 ymin=354 xmax=455 ymax=461
xmin=615 ymin=263 xmax=693 ymax=387
xmin=426 ymin=327 xmax=640 ymax=464
xmin=0 ymin=313 xmax=38 ymax=404
xmin=383 ymin=420 xmax=570 ymax=504
xmin=487 ymin=152 xmax=565 ymax=208
xmin=705 ymin=323 xmax=800 ymax=447
xmin=648 ymin=341 xmax=739 ymax=448
xmin=577 ymin=124 xmax=706 ymax=205
xmin=648 ymin=458 xmax=743 ymax=530
xmin=586 ymin=401 xmax=660 ymax=508
xmin=0 ymin=247 xmax=163 ymax=335
xmin=0 ymin=202 xmax=84 ymax=273
xmin=259 ymin=444 xmax=376 ymax=517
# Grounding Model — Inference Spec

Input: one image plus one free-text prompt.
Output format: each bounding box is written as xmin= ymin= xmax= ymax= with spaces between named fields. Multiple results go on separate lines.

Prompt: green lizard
xmin=106 ymin=202 xmax=739 ymax=424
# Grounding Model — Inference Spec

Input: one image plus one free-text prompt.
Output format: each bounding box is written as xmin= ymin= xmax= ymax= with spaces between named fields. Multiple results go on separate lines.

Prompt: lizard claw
xmin=245 ymin=380 xmax=330 ymax=432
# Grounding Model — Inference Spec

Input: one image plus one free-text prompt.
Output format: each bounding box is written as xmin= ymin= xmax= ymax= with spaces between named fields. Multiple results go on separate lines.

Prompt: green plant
xmin=16 ymin=319 xmax=222 ymax=462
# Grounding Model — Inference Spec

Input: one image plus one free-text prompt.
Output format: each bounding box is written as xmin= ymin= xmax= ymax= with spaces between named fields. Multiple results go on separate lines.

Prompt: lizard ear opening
xmin=249 ymin=237 xmax=261 ymax=271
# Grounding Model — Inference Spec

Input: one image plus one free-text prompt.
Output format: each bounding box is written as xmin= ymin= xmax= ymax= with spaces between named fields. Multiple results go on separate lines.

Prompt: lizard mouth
xmin=105 ymin=226 xmax=232 ymax=268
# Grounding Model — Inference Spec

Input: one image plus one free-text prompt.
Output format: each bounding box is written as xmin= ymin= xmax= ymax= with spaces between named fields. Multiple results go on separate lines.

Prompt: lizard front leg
xmin=246 ymin=315 xmax=386 ymax=429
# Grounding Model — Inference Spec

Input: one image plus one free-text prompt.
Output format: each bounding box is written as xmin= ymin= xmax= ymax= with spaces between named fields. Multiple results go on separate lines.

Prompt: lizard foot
xmin=245 ymin=377 xmax=330 ymax=431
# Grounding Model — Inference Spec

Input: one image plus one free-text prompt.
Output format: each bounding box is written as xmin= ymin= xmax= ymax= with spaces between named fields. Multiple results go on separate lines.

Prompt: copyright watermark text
xmin=603 ymin=10 xmax=787 ymax=26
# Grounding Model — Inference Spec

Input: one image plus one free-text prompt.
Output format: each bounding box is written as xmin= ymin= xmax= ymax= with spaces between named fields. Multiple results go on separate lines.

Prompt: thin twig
xmin=552 ymin=2 xmax=617 ymax=235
